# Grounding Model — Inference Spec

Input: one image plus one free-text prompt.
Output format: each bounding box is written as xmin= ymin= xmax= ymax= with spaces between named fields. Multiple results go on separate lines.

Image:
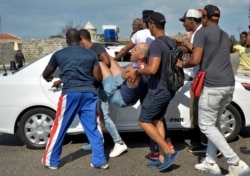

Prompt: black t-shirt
xmin=147 ymin=36 xmax=176 ymax=95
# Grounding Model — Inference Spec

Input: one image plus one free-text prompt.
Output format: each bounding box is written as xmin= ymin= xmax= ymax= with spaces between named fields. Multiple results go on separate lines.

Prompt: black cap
xmin=204 ymin=5 xmax=220 ymax=20
xmin=142 ymin=10 xmax=154 ymax=22
xmin=147 ymin=12 xmax=166 ymax=26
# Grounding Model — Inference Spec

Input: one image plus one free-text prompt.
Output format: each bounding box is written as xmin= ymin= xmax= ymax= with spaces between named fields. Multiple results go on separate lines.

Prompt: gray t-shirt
xmin=193 ymin=25 xmax=235 ymax=87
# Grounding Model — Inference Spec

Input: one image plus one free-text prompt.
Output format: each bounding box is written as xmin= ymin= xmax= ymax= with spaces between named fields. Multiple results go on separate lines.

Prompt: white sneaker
xmin=109 ymin=142 xmax=128 ymax=157
xmin=225 ymin=160 xmax=250 ymax=176
xmin=195 ymin=160 xmax=221 ymax=175
xmin=91 ymin=162 xmax=109 ymax=170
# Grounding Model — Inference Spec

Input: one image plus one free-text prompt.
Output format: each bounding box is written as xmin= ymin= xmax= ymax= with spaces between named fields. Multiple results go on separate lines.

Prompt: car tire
xmin=17 ymin=108 xmax=55 ymax=149
xmin=219 ymin=104 xmax=242 ymax=142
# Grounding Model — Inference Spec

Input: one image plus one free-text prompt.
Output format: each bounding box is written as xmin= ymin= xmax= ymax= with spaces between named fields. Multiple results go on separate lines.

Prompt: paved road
xmin=0 ymin=127 xmax=249 ymax=176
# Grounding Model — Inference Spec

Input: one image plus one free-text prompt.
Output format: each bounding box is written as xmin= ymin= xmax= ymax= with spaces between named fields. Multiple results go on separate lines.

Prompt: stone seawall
xmin=0 ymin=38 xmax=66 ymax=70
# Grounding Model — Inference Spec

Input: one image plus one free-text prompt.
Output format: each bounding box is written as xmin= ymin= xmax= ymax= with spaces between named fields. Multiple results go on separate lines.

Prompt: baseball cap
xmin=147 ymin=12 xmax=166 ymax=26
xmin=142 ymin=10 xmax=154 ymax=22
xmin=179 ymin=9 xmax=202 ymax=22
xmin=203 ymin=4 xmax=220 ymax=20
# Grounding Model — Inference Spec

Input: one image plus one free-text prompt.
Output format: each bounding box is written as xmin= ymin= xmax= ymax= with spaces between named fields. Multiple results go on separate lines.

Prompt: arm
xmin=114 ymin=41 xmax=135 ymax=61
xmin=246 ymin=29 xmax=250 ymax=47
xmin=99 ymin=52 xmax=111 ymax=67
xmin=127 ymin=57 xmax=161 ymax=81
xmin=230 ymin=36 xmax=236 ymax=53
xmin=176 ymin=47 xmax=203 ymax=68
xmin=93 ymin=65 xmax=102 ymax=82
xmin=42 ymin=65 xmax=55 ymax=82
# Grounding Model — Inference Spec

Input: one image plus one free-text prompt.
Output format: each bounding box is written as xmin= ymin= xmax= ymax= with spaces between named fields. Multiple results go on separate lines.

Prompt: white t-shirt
xmin=130 ymin=29 xmax=154 ymax=45
xmin=191 ymin=24 xmax=202 ymax=77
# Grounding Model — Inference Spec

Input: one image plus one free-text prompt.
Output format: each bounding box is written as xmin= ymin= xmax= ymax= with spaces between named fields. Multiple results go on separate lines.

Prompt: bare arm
xmin=114 ymin=41 xmax=135 ymax=61
xmin=93 ymin=65 xmax=103 ymax=82
xmin=99 ymin=52 xmax=111 ymax=67
xmin=127 ymin=57 xmax=161 ymax=81
xmin=176 ymin=47 xmax=203 ymax=68
xmin=42 ymin=65 xmax=55 ymax=82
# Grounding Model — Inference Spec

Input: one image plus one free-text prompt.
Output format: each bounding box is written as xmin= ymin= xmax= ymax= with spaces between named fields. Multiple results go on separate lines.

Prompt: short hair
xmin=66 ymin=28 xmax=81 ymax=43
xmin=241 ymin=31 xmax=248 ymax=37
xmin=79 ymin=29 xmax=91 ymax=41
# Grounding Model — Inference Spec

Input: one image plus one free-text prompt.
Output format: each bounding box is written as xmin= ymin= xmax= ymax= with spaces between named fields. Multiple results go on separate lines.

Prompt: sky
xmin=0 ymin=0 xmax=249 ymax=41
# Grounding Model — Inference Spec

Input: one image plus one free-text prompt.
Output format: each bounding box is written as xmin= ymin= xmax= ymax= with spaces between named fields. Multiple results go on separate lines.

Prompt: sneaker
xmin=225 ymin=160 xmax=250 ymax=176
xmin=149 ymin=152 xmax=159 ymax=160
xmin=158 ymin=151 xmax=180 ymax=171
xmin=82 ymin=143 xmax=92 ymax=150
xmin=91 ymin=162 xmax=109 ymax=170
xmin=147 ymin=160 xmax=162 ymax=169
xmin=195 ymin=160 xmax=221 ymax=175
xmin=187 ymin=143 xmax=207 ymax=153
xmin=45 ymin=165 xmax=58 ymax=170
xmin=109 ymin=142 xmax=128 ymax=157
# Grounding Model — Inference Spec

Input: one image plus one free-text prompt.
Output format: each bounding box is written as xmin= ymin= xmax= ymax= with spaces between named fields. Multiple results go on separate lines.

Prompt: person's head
xmin=179 ymin=9 xmax=202 ymax=32
xmin=200 ymin=5 xmax=220 ymax=25
xmin=66 ymin=28 xmax=81 ymax=45
xmin=131 ymin=18 xmax=143 ymax=33
xmin=147 ymin=12 xmax=166 ymax=36
xmin=130 ymin=42 xmax=149 ymax=63
xmin=78 ymin=29 xmax=91 ymax=47
xmin=142 ymin=10 xmax=154 ymax=28
xmin=240 ymin=31 xmax=248 ymax=46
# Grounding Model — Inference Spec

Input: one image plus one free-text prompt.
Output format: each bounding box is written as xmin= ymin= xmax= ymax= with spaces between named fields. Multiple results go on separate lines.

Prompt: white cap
xmin=179 ymin=9 xmax=202 ymax=22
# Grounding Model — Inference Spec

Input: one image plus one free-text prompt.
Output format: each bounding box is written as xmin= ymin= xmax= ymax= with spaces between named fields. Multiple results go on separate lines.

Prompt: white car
xmin=0 ymin=51 xmax=250 ymax=149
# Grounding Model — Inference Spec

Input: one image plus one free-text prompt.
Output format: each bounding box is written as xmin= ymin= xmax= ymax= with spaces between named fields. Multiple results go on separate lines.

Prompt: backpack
xmin=159 ymin=38 xmax=185 ymax=91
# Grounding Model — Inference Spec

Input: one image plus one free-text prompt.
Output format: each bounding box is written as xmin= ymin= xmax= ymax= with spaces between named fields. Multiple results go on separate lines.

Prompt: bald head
xmin=130 ymin=42 xmax=149 ymax=62
xmin=137 ymin=42 xmax=149 ymax=56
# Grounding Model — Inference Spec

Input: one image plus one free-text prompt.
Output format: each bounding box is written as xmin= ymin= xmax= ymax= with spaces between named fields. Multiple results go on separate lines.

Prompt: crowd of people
xmin=41 ymin=4 xmax=250 ymax=176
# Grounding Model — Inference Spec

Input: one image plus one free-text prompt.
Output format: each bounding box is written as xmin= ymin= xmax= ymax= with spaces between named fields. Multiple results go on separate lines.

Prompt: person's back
xmin=52 ymin=45 xmax=99 ymax=95
xmin=15 ymin=50 xmax=25 ymax=68
xmin=42 ymin=28 xmax=107 ymax=170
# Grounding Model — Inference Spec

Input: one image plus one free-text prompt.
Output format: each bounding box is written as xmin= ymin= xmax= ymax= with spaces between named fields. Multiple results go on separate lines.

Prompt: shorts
xmin=102 ymin=74 xmax=127 ymax=107
xmin=139 ymin=92 xmax=174 ymax=123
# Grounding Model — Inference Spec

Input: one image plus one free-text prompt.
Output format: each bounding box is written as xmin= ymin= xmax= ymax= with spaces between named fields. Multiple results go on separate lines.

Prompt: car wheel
xmin=17 ymin=108 xmax=55 ymax=149
xmin=219 ymin=104 xmax=242 ymax=142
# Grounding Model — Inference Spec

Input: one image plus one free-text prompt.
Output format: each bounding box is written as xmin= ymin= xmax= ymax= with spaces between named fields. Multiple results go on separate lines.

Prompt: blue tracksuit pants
xmin=42 ymin=92 xmax=106 ymax=167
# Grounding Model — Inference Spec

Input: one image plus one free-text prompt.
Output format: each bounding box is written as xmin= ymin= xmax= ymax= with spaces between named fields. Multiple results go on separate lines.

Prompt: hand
xmin=176 ymin=59 xmax=183 ymax=68
xmin=52 ymin=79 xmax=62 ymax=88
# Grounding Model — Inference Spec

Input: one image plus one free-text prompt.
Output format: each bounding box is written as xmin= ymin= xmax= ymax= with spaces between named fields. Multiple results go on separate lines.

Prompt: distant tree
xmin=60 ymin=20 xmax=83 ymax=36
xmin=49 ymin=35 xmax=64 ymax=38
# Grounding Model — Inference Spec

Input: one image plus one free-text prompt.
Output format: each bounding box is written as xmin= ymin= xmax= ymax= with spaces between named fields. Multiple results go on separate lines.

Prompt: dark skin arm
xmin=114 ymin=41 xmax=135 ymax=61
xmin=42 ymin=65 xmax=55 ymax=82
xmin=93 ymin=65 xmax=102 ymax=82
xmin=99 ymin=52 xmax=111 ymax=67
xmin=230 ymin=37 xmax=236 ymax=53
xmin=176 ymin=47 xmax=203 ymax=68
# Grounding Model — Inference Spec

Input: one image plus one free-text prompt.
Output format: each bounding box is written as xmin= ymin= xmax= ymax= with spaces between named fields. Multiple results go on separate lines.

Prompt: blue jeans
xmin=199 ymin=86 xmax=239 ymax=165
xmin=102 ymin=74 xmax=127 ymax=107
xmin=99 ymin=89 xmax=122 ymax=144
